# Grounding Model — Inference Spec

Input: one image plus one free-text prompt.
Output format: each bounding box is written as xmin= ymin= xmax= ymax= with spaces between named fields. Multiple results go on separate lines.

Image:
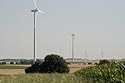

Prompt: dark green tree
xmin=25 ymin=54 xmax=69 ymax=73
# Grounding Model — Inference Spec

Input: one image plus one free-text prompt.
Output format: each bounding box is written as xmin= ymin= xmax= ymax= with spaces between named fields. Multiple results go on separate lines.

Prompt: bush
xmin=16 ymin=61 xmax=21 ymax=64
xmin=10 ymin=62 xmax=14 ymax=64
xmin=75 ymin=62 xmax=125 ymax=83
xmin=25 ymin=54 xmax=69 ymax=73
xmin=25 ymin=62 xmax=41 ymax=73
xmin=99 ymin=59 xmax=110 ymax=65
xmin=2 ymin=61 xmax=6 ymax=64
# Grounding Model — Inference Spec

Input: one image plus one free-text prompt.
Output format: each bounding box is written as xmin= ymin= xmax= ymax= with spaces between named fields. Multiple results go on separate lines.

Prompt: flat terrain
xmin=0 ymin=65 xmax=28 ymax=69
xmin=0 ymin=69 xmax=25 ymax=75
xmin=0 ymin=64 xmax=95 ymax=75
xmin=69 ymin=64 xmax=95 ymax=73
xmin=0 ymin=65 xmax=28 ymax=75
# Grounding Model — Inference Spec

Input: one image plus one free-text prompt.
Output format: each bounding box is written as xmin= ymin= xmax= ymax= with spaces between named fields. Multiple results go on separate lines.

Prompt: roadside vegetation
xmin=75 ymin=61 xmax=125 ymax=83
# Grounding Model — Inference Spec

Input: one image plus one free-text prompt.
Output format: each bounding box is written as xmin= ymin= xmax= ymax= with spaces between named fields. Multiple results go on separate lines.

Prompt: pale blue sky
xmin=0 ymin=0 xmax=125 ymax=59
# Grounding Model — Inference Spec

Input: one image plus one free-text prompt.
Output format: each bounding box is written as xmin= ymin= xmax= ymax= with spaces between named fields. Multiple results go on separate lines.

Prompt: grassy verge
xmin=0 ymin=73 xmax=84 ymax=83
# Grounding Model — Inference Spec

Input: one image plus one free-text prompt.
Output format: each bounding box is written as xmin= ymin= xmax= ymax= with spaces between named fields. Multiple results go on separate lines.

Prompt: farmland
xmin=0 ymin=64 xmax=89 ymax=83
xmin=0 ymin=69 xmax=25 ymax=75
xmin=0 ymin=64 xmax=94 ymax=83
xmin=0 ymin=64 xmax=94 ymax=74
xmin=0 ymin=58 xmax=96 ymax=83
xmin=0 ymin=61 xmax=124 ymax=83
xmin=0 ymin=74 xmax=84 ymax=83
xmin=0 ymin=65 xmax=28 ymax=69
xmin=0 ymin=65 xmax=28 ymax=75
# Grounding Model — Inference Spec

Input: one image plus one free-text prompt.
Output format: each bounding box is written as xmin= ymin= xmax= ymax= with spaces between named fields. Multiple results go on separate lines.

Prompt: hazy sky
xmin=0 ymin=0 xmax=125 ymax=59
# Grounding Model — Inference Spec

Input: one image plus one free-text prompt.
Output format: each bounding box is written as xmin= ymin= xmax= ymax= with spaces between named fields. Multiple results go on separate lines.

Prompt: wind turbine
xmin=71 ymin=34 xmax=75 ymax=62
xmin=31 ymin=0 xmax=44 ymax=64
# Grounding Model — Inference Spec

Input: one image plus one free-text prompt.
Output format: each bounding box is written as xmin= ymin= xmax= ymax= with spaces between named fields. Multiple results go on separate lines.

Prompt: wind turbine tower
xmin=71 ymin=34 xmax=75 ymax=62
xmin=31 ymin=0 xmax=44 ymax=64
xmin=101 ymin=51 xmax=104 ymax=60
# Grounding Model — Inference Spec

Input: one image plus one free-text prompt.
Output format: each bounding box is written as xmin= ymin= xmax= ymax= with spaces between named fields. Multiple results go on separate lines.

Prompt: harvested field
xmin=0 ymin=65 xmax=28 ymax=75
xmin=69 ymin=64 xmax=95 ymax=73
xmin=0 ymin=69 xmax=25 ymax=75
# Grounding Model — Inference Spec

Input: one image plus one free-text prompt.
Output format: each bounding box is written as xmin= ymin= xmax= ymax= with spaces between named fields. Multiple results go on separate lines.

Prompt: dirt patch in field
xmin=0 ymin=69 xmax=25 ymax=75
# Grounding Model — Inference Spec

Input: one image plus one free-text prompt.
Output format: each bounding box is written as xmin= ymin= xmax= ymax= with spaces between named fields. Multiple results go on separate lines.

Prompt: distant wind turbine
xmin=31 ymin=0 xmax=44 ymax=64
xmin=71 ymin=34 xmax=75 ymax=62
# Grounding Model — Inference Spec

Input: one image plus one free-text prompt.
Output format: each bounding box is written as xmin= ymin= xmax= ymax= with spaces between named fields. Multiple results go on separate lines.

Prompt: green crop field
xmin=0 ymin=65 xmax=28 ymax=69
xmin=0 ymin=74 xmax=84 ymax=83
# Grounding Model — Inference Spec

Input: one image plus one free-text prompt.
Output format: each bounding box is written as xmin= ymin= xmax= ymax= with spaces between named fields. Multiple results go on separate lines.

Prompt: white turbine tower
xmin=31 ymin=0 xmax=44 ymax=64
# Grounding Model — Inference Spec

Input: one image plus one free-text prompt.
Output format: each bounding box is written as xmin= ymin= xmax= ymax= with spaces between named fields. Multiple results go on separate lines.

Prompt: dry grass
xmin=0 ymin=73 xmax=84 ymax=83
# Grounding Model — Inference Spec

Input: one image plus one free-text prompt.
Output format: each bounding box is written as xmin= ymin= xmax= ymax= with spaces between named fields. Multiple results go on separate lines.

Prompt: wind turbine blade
xmin=33 ymin=0 xmax=38 ymax=8
xmin=38 ymin=10 xmax=44 ymax=13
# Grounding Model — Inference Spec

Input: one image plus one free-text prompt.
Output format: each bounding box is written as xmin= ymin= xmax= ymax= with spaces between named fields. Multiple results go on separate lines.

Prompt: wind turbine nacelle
xmin=31 ymin=9 xmax=38 ymax=12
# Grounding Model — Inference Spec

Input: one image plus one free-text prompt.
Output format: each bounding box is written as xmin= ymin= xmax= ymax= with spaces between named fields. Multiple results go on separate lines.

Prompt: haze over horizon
xmin=0 ymin=0 xmax=125 ymax=60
